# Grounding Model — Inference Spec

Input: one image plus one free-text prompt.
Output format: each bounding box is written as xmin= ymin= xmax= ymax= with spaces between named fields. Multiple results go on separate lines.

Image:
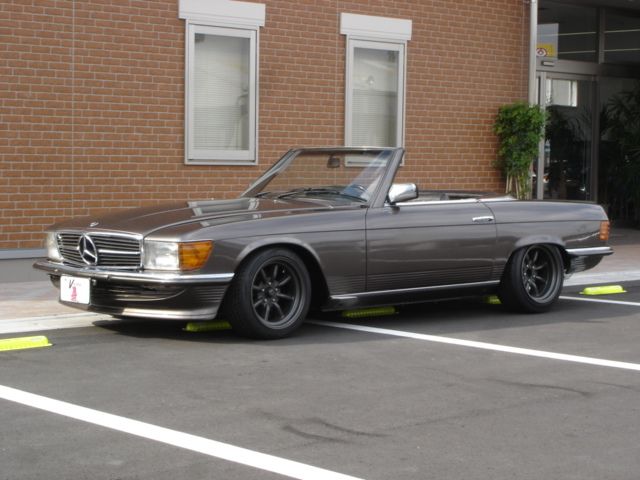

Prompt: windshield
xmin=242 ymin=149 xmax=395 ymax=203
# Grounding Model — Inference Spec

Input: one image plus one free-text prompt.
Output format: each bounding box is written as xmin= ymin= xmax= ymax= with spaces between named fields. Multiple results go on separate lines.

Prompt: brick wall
xmin=0 ymin=0 xmax=528 ymax=249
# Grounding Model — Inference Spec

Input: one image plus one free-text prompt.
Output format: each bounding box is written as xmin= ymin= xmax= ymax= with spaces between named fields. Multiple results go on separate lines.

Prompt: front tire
xmin=498 ymin=244 xmax=564 ymax=313
xmin=225 ymin=248 xmax=311 ymax=339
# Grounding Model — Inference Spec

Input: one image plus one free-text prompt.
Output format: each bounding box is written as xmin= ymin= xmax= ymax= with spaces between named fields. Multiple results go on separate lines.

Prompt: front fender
xmin=234 ymin=236 xmax=324 ymax=270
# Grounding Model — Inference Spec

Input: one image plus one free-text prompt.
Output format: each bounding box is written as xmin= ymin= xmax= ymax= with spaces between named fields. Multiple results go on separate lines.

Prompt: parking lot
xmin=2 ymin=282 xmax=640 ymax=480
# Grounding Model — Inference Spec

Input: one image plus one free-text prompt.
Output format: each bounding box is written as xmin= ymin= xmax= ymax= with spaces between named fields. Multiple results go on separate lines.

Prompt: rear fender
xmin=510 ymin=236 xmax=569 ymax=271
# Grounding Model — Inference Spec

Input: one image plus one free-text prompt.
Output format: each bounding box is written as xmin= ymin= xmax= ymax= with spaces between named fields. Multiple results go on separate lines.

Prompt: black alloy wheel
xmin=225 ymin=248 xmax=311 ymax=339
xmin=251 ymin=259 xmax=303 ymax=328
xmin=499 ymin=244 xmax=564 ymax=313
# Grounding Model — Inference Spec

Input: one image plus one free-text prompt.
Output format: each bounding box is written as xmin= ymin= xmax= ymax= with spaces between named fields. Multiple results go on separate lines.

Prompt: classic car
xmin=34 ymin=147 xmax=613 ymax=338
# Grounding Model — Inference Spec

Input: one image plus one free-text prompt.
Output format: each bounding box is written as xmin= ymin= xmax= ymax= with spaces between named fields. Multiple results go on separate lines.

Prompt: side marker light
xmin=599 ymin=221 xmax=610 ymax=242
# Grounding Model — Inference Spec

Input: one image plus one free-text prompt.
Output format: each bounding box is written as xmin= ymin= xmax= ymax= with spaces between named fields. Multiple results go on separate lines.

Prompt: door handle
xmin=472 ymin=216 xmax=494 ymax=223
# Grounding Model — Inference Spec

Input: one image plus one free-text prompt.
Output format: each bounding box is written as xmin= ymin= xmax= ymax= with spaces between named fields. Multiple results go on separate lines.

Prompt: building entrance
xmin=535 ymin=73 xmax=596 ymax=201
xmin=535 ymin=1 xmax=640 ymax=224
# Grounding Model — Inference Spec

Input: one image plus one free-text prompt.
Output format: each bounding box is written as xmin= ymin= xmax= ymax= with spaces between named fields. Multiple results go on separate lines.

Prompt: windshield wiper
xmin=276 ymin=188 xmax=366 ymax=202
xmin=275 ymin=188 xmax=334 ymax=199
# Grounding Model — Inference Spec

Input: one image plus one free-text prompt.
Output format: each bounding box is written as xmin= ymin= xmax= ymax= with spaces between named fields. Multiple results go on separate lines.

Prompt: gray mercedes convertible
xmin=35 ymin=147 xmax=613 ymax=338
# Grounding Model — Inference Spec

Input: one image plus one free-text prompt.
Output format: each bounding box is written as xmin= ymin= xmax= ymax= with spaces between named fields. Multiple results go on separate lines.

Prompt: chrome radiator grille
xmin=57 ymin=232 xmax=142 ymax=269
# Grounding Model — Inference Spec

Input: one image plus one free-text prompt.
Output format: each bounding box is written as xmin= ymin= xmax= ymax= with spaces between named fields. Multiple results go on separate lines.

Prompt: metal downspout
xmin=528 ymin=0 xmax=545 ymax=199
xmin=528 ymin=0 xmax=538 ymax=105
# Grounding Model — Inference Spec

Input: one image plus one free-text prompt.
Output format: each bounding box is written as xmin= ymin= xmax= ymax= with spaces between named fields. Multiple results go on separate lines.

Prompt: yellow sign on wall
xmin=536 ymin=43 xmax=557 ymax=58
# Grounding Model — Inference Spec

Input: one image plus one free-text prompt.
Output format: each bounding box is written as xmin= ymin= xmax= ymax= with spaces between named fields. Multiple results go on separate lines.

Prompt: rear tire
xmin=498 ymin=244 xmax=564 ymax=313
xmin=225 ymin=248 xmax=311 ymax=339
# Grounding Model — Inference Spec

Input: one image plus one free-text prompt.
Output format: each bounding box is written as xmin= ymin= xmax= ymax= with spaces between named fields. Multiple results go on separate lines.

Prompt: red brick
xmin=1 ymin=0 xmax=525 ymax=248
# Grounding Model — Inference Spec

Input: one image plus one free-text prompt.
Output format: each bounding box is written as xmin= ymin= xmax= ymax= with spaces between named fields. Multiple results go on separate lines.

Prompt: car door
xmin=365 ymin=199 xmax=498 ymax=292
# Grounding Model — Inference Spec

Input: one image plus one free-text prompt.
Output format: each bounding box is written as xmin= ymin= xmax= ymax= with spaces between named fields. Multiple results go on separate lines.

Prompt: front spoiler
xmin=34 ymin=260 xmax=234 ymax=321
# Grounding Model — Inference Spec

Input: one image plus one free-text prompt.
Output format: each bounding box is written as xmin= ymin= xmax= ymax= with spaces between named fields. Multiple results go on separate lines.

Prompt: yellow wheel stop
xmin=183 ymin=320 xmax=232 ymax=332
xmin=0 ymin=335 xmax=52 ymax=352
xmin=342 ymin=306 xmax=397 ymax=318
xmin=484 ymin=295 xmax=502 ymax=305
xmin=580 ymin=285 xmax=626 ymax=295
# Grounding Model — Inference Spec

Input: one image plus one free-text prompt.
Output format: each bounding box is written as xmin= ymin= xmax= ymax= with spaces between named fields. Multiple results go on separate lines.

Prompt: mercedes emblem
xmin=78 ymin=234 xmax=99 ymax=266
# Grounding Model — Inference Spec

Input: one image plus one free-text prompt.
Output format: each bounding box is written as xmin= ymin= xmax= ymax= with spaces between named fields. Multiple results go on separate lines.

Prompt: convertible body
xmin=34 ymin=147 xmax=612 ymax=338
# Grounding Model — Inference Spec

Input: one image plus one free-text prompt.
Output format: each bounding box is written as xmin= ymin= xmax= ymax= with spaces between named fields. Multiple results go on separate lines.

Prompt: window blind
xmin=193 ymin=34 xmax=250 ymax=151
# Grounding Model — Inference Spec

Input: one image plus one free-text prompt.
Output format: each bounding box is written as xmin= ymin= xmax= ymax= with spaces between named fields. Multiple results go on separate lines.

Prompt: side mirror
xmin=388 ymin=183 xmax=418 ymax=204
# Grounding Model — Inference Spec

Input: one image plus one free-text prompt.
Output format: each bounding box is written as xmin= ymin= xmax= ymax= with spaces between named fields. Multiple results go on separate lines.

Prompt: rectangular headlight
xmin=143 ymin=240 xmax=212 ymax=271
xmin=45 ymin=232 xmax=62 ymax=262
xmin=143 ymin=241 xmax=180 ymax=270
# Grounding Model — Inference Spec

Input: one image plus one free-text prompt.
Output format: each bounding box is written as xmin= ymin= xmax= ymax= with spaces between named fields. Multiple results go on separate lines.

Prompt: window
xmin=187 ymin=24 xmax=257 ymax=164
xmin=341 ymin=13 xmax=411 ymax=149
xmin=537 ymin=1 xmax=597 ymax=62
xmin=179 ymin=0 xmax=265 ymax=165
xmin=346 ymin=40 xmax=405 ymax=147
xmin=605 ymin=10 xmax=640 ymax=65
xmin=546 ymin=78 xmax=578 ymax=107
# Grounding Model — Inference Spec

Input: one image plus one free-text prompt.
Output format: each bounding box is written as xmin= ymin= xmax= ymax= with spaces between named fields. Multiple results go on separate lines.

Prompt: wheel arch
xmin=230 ymin=239 xmax=330 ymax=309
xmin=510 ymin=236 xmax=571 ymax=272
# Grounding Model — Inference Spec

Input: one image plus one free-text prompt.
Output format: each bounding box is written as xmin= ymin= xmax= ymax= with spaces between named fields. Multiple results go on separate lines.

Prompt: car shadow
xmin=91 ymin=287 xmax=638 ymax=346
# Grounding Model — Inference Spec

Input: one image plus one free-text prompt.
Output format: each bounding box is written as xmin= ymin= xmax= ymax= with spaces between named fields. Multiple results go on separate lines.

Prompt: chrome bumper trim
xmin=566 ymin=246 xmax=613 ymax=257
xmin=33 ymin=259 xmax=234 ymax=285
xmin=332 ymin=280 xmax=500 ymax=300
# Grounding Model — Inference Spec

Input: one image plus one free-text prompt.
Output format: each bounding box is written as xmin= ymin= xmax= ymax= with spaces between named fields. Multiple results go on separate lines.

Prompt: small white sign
xmin=60 ymin=276 xmax=91 ymax=305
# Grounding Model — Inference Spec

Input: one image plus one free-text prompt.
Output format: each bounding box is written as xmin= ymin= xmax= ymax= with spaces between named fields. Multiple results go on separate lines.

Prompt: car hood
xmin=50 ymin=197 xmax=347 ymax=236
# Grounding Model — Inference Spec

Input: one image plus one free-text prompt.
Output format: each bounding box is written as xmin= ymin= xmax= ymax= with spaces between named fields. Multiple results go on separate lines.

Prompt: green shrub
xmin=494 ymin=102 xmax=546 ymax=199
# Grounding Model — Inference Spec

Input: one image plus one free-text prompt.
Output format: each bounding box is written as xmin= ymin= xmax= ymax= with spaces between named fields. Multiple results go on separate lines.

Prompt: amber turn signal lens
xmin=179 ymin=241 xmax=213 ymax=270
xmin=599 ymin=221 xmax=610 ymax=242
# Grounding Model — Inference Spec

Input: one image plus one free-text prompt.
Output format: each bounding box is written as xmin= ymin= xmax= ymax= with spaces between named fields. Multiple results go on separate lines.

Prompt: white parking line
xmin=308 ymin=321 xmax=640 ymax=372
xmin=0 ymin=385 xmax=363 ymax=480
xmin=559 ymin=295 xmax=640 ymax=307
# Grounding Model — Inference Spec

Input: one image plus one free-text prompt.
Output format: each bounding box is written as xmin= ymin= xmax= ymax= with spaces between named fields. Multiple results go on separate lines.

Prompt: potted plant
xmin=494 ymin=101 xmax=546 ymax=199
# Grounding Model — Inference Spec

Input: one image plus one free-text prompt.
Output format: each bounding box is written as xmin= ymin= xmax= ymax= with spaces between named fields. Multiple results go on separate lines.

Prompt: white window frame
xmin=345 ymin=38 xmax=406 ymax=148
xmin=185 ymin=22 xmax=258 ymax=165
xmin=341 ymin=13 xmax=411 ymax=149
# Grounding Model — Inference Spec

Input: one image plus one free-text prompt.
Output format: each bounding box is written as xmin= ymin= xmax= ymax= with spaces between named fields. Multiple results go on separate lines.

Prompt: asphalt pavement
xmin=1 ymin=228 xmax=640 ymax=480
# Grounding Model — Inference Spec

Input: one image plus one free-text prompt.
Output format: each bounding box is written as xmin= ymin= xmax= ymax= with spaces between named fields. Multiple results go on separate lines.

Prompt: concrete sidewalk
xmin=1 ymin=228 xmax=638 ymax=327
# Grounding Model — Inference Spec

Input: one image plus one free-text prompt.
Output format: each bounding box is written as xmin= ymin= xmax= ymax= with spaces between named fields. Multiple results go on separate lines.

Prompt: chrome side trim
xmin=566 ymin=247 xmax=613 ymax=257
xmin=33 ymin=260 xmax=234 ymax=285
xmin=392 ymin=198 xmax=480 ymax=207
xmin=331 ymin=280 xmax=500 ymax=300
xmin=392 ymin=195 xmax=514 ymax=207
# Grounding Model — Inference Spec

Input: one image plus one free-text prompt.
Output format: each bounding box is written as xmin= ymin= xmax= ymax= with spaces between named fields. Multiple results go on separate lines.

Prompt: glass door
xmin=535 ymin=73 xmax=596 ymax=200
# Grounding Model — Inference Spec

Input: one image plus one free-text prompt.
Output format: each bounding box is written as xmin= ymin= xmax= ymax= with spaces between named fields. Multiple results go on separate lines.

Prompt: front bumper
xmin=34 ymin=259 xmax=234 ymax=321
